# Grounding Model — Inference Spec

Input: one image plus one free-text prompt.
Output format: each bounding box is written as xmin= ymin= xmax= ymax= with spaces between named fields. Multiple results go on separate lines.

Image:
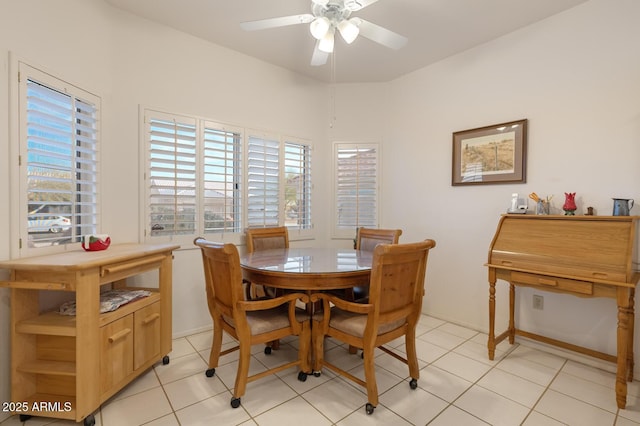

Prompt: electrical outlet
xmin=532 ymin=294 xmax=544 ymax=310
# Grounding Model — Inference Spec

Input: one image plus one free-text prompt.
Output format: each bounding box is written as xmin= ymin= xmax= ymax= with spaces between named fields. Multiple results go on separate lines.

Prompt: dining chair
xmin=245 ymin=226 xmax=290 ymax=350
xmin=194 ymin=237 xmax=310 ymax=409
xmin=245 ymin=226 xmax=289 ymax=300
xmin=311 ymin=239 xmax=436 ymax=415
xmin=335 ymin=227 xmax=402 ymax=355
xmin=350 ymin=227 xmax=403 ymax=302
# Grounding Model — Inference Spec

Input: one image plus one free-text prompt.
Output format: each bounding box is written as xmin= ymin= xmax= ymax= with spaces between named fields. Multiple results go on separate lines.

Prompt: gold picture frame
xmin=452 ymin=119 xmax=527 ymax=186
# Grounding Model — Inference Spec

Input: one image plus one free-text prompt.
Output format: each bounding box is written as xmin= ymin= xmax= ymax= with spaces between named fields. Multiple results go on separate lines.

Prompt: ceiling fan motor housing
xmin=312 ymin=2 xmax=352 ymax=23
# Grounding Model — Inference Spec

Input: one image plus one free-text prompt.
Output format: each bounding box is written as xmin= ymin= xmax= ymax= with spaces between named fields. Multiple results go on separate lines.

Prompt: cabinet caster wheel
xmin=84 ymin=414 xmax=96 ymax=426
xmin=264 ymin=346 xmax=272 ymax=355
xmin=297 ymin=371 xmax=307 ymax=382
xmin=230 ymin=397 xmax=241 ymax=408
xmin=162 ymin=355 xmax=170 ymax=365
xmin=19 ymin=415 xmax=32 ymax=422
xmin=313 ymin=371 xmax=321 ymax=377
xmin=205 ymin=368 xmax=216 ymax=377
xmin=365 ymin=403 xmax=375 ymax=415
xmin=409 ymin=378 xmax=418 ymax=389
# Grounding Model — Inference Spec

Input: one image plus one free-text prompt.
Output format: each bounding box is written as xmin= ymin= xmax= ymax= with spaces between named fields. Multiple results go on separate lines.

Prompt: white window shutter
xmin=143 ymin=111 xmax=314 ymax=241
xmin=22 ymin=67 xmax=100 ymax=252
xmin=284 ymin=141 xmax=312 ymax=230
xmin=247 ymin=134 xmax=280 ymax=227
xmin=203 ymin=122 xmax=242 ymax=233
xmin=147 ymin=114 xmax=197 ymax=237
xmin=334 ymin=143 xmax=379 ymax=235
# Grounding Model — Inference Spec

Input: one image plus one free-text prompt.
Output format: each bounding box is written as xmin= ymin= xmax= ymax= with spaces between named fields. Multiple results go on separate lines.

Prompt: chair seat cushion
xmin=329 ymin=308 xmax=405 ymax=338
xmin=223 ymin=306 xmax=307 ymax=335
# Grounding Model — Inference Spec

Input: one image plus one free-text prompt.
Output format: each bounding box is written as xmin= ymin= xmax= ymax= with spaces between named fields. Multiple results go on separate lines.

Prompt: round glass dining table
xmin=240 ymin=247 xmax=372 ymax=291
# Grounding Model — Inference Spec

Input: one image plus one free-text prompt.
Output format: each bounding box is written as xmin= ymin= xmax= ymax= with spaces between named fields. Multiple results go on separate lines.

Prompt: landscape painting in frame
xmin=452 ymin=119 xmax=527 ymax=186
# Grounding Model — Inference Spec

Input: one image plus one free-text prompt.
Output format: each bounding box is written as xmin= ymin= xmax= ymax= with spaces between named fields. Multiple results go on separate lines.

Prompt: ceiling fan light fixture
xmin=310 ymin=16 xmax=331 ymax=40
xmin=318 ymin=28 xmax=335 ymax=53
xmin=337 ymin=18 xmax=360 ymax=44
xmin=312 ymin=0 xmax=330 ymax=6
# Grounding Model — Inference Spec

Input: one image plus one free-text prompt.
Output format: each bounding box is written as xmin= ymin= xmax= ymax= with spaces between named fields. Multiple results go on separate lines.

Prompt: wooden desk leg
xmin=488 ymin=272 xmax=496 ymax=361
xmin=509 ymin=284 xmax=515 ymax=344
xmin=627 ymin=288 xmax=635 ymax=382
xmin=616 ymin=287 xmax=632 ymax=409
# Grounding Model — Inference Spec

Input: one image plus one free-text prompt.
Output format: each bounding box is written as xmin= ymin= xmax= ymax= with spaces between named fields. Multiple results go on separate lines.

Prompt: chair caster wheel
xmin=365 ymin=403 xmax=375 ymax=415
xmin=264 ymin=346 xmax=272 ymax=355
xmin=313 ymin=371 xmax=321 ymax=377
xmin=84 ymin=414 xmax=96 ymax=426
xmin=297 ymin=371 xmax=307 ymax=382
xmin=230 ymin=397 xmax=241 ymax=408
xmin=205 ymin=368 xmax=216 ymax=377
xmin=162 ymin=355 xmax=170 ymax=365
xmin=409 ymin=378 xmax=418 ymax=389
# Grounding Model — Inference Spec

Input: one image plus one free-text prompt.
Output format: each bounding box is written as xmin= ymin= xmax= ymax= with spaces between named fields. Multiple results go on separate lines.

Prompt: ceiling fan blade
xmin=344 ymin=0 xmax=380 ymax=12
xmin=355 ymin=18 xmax=408 ymax=50
xmin=310 ymin=40 xmax=329 ymax=66
xmin=240 ymin=14 xmax=314 ymax=31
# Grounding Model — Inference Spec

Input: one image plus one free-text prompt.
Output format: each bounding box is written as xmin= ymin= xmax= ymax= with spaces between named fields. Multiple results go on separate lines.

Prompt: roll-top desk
xmin=486 ymin=214 xmax=640 ymax=409
xmin=0 ymin=243 xmax=179 ymax=425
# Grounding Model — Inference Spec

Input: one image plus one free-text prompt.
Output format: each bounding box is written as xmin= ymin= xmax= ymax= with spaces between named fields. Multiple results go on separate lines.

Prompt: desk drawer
xmin=100 ymin=254 xmax=166 ymax=283
xmin=511 ymin=271 xmax=594 ymax=295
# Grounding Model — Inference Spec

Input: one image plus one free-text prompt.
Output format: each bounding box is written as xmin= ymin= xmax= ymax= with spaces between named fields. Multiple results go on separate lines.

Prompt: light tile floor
xmin=3 ymin=314 xmax=640 ymax=426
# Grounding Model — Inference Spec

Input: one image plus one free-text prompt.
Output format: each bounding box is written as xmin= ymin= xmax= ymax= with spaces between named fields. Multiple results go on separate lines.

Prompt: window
xmin=246 ymin=133 xmax=280 ymax=227
xmin=333 ymin=143 xmax=379 ymax=238
xmin=143 ymin=109 xmax=311 ymax=244
xmin=284 ymin=141 xmax=312 ymax=230
xmin=146 ymin=112 xmax=197 ymax=237
xmin=16 ymin=62 xmax=100 ymax=255
xmin=202 ymin=121 xmax=242 ymax=233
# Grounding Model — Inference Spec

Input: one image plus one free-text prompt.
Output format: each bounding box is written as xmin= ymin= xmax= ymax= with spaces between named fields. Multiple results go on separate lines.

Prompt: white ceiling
xmin=104 ymin=0 xmax=588 ymax=83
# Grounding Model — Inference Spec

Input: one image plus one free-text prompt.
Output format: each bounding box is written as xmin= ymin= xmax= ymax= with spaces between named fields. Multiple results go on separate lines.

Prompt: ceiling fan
xmin=240 ymin=0 xmax=408 ymax=66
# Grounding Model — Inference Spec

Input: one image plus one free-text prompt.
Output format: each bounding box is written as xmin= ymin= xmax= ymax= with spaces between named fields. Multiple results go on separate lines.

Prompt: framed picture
xmin=452 ymin=119 xmax=527 ymax=186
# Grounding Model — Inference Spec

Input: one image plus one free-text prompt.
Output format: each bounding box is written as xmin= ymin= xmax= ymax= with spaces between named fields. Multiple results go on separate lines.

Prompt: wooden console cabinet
xmin=0 ymin=243 xmax=179 ymax=425
xmin=487 ymin=215 xmax=639 ymax=409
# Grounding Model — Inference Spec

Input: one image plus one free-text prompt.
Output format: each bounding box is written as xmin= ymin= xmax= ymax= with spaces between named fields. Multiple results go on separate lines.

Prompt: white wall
xmin=381 ymin=0 xmax=640 ymax=359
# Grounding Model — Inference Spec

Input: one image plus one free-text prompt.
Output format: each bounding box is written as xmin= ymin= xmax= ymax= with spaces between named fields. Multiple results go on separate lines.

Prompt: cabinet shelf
xmin=17 ymin=311 xmax=76 ymax=336
xmin=18 ymin=360 xmax=76 ymax=376
xmin=15 ymin=291 xmax=162 ymax=336
xmin=100 ymin=290 xmax=160 ymax=327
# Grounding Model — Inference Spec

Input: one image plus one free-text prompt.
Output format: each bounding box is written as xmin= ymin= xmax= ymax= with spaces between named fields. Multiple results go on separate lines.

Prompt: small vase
xmin=563 ymin=192 xmax=577 ymax=215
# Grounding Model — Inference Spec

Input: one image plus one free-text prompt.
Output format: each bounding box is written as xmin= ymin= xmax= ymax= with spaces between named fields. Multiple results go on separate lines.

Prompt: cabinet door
xmin=134 ymin=302 xmax=161 ymax=370
xmin=101 ymin=315 xmax=134 ymax=394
